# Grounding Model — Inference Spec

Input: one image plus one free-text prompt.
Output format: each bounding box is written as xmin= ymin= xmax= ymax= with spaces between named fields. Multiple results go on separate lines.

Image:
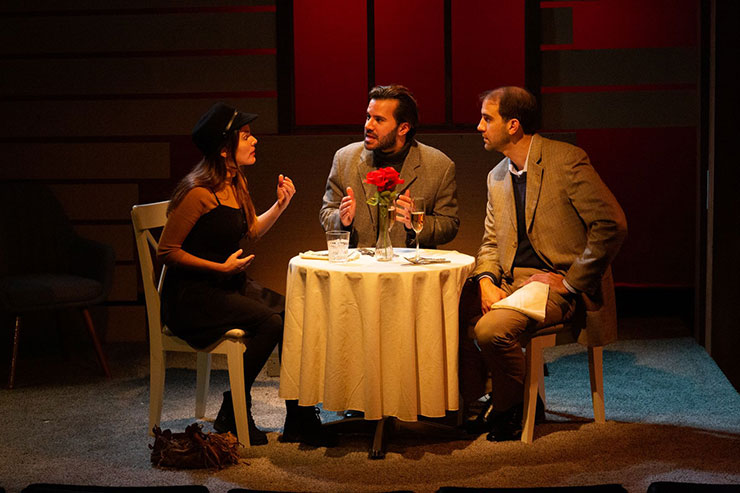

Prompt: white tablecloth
xmin=278 ymin=248 xmax=475 ymax=421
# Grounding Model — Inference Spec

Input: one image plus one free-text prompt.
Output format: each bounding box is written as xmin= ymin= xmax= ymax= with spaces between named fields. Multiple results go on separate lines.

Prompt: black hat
xmin=191 ymin=102 xmax=258 ymax=156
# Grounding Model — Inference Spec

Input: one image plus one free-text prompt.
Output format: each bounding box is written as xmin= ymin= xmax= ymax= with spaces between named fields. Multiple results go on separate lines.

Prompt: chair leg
xmin=588 ymin=345 xmax=606 ymax=423
xmin=538 ymin=361 xmax=547 ymax=407
xmin=195 ymin=352 xmax=212 ymax=419
xmin=521 ymin=334 xmax=556 ymax=444
xmin=8 ymin=315 xmax=21 ymax=389
xmin=225 ymin=340 xmax=250 ymax=449
xmin=149 ymin=349 xmax=167 ymax=436
xmin=81 ymin=308 xmax=111 ymax=378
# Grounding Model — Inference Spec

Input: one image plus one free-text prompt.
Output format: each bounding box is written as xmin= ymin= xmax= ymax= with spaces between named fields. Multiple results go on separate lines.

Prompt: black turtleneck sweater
xmin=373 ymin=141 xmax=412 ymax=171
xmin=511 ymin=171 xmax=548 ymax=270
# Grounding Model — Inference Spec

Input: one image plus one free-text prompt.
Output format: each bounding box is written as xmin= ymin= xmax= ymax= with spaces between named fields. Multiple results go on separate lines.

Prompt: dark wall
xmin=289 ymin=0 xmax=701 ymax=288
xmin=537 ymin=0 xmax=699 ymax=287
xmin=0 ymin=1 xmax=280 ymax=341
xmin=707 ymin=0 xmax=740 ymax=389
xmin=244 ymin=133 xmax=496 ymax=295
xmin=0 ymin=0 xmax=704 ymax=343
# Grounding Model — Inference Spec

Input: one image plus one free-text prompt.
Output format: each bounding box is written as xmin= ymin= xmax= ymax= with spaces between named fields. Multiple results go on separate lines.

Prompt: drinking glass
xmin=326 ymin=230 xmax=350 ymax=262
xmin=410 ymin=197 xmax=425 ymax=261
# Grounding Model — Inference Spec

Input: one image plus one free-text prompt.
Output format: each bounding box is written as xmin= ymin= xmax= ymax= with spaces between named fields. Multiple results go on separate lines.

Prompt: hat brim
xmin=230 ymin=112 xmax=258 ymax=131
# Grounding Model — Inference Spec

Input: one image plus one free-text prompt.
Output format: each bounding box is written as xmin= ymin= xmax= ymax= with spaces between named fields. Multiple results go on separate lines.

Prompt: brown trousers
xmin=458 ymin=267 xmax=577 ymax=412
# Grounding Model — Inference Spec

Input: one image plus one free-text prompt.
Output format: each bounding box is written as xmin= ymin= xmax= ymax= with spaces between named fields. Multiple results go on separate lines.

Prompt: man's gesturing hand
xmin=339 ymin=187 xmax=356 ymax=226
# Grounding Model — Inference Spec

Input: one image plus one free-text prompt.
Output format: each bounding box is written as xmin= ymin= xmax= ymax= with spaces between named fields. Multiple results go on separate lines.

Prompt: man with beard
xmin=320 ymin=84 xmax=459 ymax=248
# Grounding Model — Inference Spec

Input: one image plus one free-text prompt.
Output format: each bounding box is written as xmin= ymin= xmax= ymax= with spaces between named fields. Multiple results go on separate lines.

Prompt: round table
xmin=278 ymin=248 xmax=475 ymax=422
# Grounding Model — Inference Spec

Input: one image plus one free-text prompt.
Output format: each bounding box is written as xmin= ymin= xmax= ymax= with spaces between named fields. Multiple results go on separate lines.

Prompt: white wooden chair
xmin=131 ymin=200 xmax=251 ymax=446
xmin=521 ymin=327 xmax=605 ymax=443
xmin=520 ymin=270 xmax=617 ymax=444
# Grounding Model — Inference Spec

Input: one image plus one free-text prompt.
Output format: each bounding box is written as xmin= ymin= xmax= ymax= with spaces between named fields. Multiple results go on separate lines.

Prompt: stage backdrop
xmin=0 ymin=0 xmax=699 ymax=342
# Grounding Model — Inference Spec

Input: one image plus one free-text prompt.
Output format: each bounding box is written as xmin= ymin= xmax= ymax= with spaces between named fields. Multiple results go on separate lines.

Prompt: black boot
xmin=485 ymin=396 xmax=545 ymax=442
xmin=214 ymin=391 xmax=268 ymax=446
xmin=486 ymin=404 xmax=523 ymax=442
xmin=280 ymin=400 xmax=338 ymax=447
xmin=463 ymin=399 xmax=495 ymax=435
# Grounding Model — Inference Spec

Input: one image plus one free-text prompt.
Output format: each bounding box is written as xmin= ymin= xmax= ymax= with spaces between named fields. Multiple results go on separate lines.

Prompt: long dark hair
xmin=168 ymin=129 xmax=258 ymax=237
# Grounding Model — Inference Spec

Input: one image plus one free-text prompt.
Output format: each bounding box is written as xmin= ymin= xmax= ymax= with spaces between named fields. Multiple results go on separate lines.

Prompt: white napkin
xmin=491 ymin=281 xmax=549 ymax=322
xmin=299 ymin=250 xmax=360 ymax=261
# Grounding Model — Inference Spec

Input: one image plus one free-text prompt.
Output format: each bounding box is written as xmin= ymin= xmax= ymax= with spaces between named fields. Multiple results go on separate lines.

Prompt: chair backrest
xmin=580 ymin=265 xmax=618 ymax=347
xmin=131 ymin=201 xmax=170 ymax=351
xmin=0 ymin=182 xmax=77 ymax=277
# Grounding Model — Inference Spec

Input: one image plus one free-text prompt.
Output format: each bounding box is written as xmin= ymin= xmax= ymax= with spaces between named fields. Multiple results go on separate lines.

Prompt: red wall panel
xmin=543 ymin=0 xmax=699 ymax=49
xmin=576 ymin=127 xmax=697 ymax=286
xmin=293 ymin=0 xmax=367 ymax=125
xmin=451 ymin=0 xmax=525 ymax=124
xmin=374 ymin=0 xmax=446 ymax=124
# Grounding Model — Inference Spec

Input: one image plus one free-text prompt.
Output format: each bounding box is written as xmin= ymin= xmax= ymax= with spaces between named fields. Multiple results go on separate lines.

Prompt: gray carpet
xmin=1 ymin=337 xmax=738 ymax=493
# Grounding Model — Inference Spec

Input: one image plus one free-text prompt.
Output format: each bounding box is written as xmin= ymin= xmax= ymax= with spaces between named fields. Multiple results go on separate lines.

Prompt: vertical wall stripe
xmin=293 ymin=0 xmax=368 ymax=126
xmin=374 ymin=0 xmax=446 ymax=124
xmin=450 ymin=0 xmax=526 ymax=124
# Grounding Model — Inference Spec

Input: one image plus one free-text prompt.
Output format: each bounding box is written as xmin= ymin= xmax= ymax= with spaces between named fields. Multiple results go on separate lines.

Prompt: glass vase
xmin=375 ymin=204 xmax=394 ymax=261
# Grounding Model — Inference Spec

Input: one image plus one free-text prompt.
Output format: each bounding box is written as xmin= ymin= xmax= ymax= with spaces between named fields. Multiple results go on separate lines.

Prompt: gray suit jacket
xmin=320 ymin=140 xmax=459 ymax=248
xmin=471 ymin=134 xmax=627 ymax=345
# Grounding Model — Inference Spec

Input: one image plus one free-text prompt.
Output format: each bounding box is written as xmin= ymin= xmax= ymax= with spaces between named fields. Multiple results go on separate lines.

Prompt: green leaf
xmin=366 ymin=191 xmax=379 ymax=206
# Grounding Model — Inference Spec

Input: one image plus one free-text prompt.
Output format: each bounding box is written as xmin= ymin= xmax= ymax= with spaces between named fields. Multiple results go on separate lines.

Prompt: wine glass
xmin=410 ymin=197 xmax=425 ymax=261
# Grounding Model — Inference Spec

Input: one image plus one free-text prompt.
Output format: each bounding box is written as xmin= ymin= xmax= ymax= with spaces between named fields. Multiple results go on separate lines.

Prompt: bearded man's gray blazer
xmin=320 ymin=140 xmax=459 ymax=248
xmin=471 ymin=134 xmax=627 ymax=345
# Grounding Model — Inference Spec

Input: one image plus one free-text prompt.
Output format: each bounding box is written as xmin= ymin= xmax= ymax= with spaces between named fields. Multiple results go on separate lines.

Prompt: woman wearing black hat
xmin=157 ymin=102 xmax=336 ymax=447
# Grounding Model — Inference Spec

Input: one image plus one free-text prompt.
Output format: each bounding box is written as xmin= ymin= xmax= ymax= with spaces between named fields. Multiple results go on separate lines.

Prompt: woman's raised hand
xmin=222 ymin=248 xmax=254 ymax=274
xmin=276 ymin=174 xmax=296 ymax=208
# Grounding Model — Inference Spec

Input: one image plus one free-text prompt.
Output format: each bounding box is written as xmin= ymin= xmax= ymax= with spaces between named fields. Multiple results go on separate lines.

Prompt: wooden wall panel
xmin=541 ymin=47 xmax=698 ymax=87
xmin=49 ymin=184 xmax=139 ymax=221
xmin=1 ymin=143 xmax=170 ymax=180
xmin=0 ymin=1 xmax=275 ymax=11
xmin=1 ymin=56 xmax=276 ymax=95
xmin=541 ymin=90 xmax=697 ymax=129
xmin=0 ymin=98 xmax=278 ymax=137
xmin=0 ymin=12 xmax=276 ymax=53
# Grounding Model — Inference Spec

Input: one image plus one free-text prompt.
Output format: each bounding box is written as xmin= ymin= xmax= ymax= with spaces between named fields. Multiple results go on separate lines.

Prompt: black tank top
xmin=163 ymin=190 xmax=248 ymax=292
xmin=179 ymin=190 xmax=247 ymax=265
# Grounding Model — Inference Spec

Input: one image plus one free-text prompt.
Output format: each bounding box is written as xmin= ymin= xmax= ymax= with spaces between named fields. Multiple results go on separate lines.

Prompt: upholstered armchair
xmin=0 ymin=182 xmax=114 ymax=388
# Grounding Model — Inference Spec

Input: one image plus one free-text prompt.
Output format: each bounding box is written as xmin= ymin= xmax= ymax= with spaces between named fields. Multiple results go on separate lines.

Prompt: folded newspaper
xmin=491 ymin=281 xmax=549 ymax=322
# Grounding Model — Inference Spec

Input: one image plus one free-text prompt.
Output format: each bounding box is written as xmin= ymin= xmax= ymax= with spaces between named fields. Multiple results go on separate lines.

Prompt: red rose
xmin=365 ymin=167 xmax=404 ymax=192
